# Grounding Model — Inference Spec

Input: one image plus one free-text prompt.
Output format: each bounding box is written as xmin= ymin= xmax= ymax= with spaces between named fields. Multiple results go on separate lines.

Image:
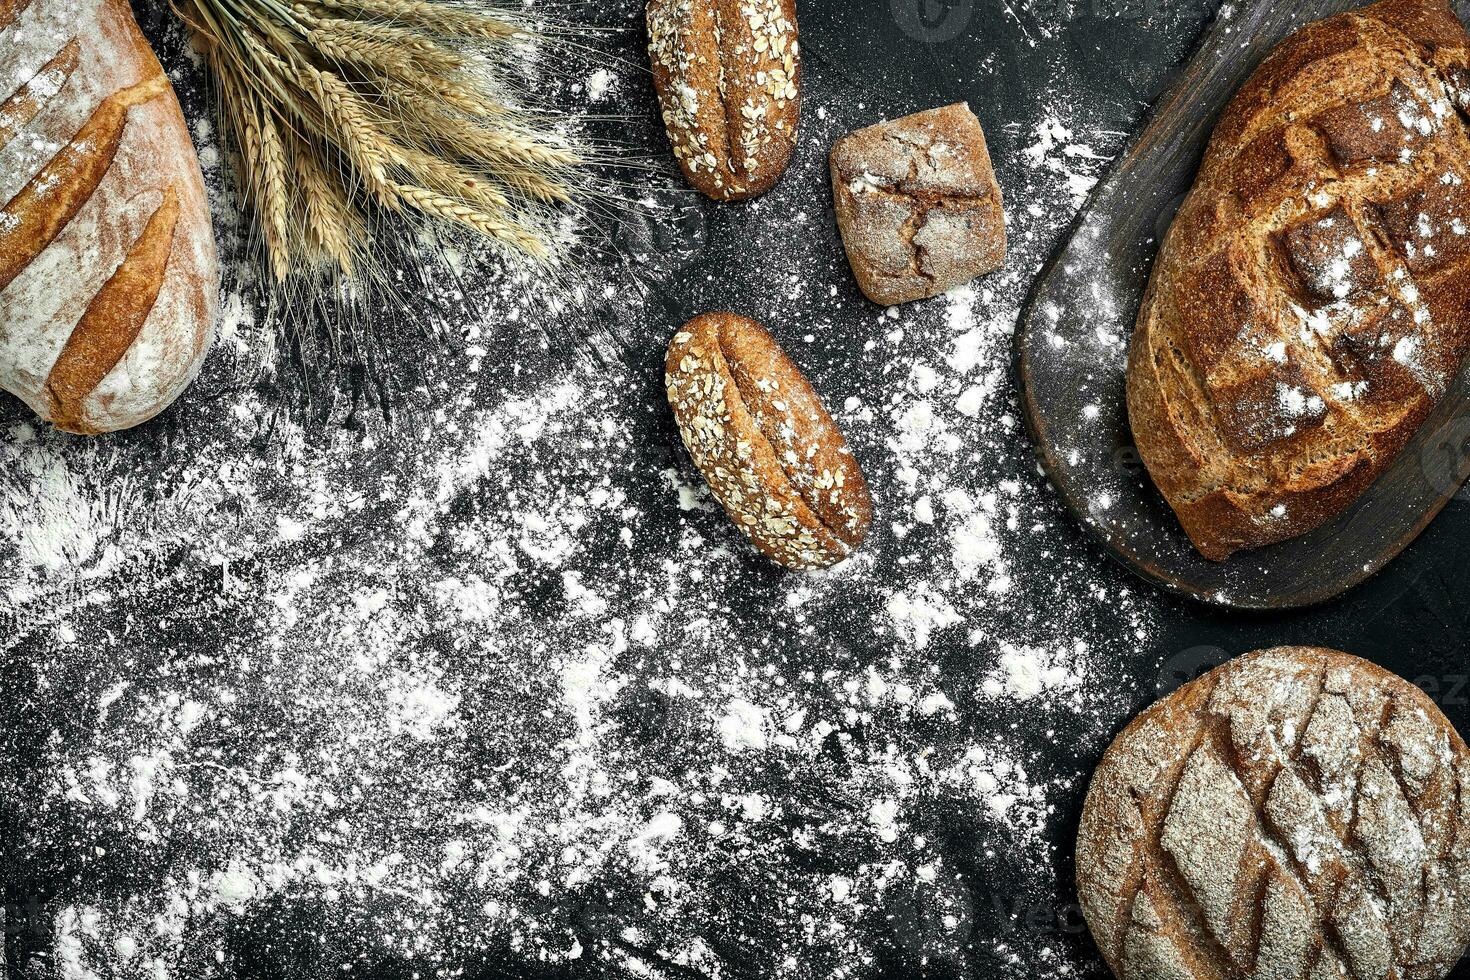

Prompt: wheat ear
xmin=394 ymin=146 xmax=510 ymax=211
xmin=175 ymin=0 xmax=588 ymax=294
xmin=295 ymin=149 xmax=358 ymax=273
xmin=311 ymin=0 xmax=520 ymax=39
xmin=257 ymin=109 xmax=293 ymax=282
xmin=299 ymin=65 xmax=401 ymax=206
xmin=391 ymin=182 xmax=546 ymax=259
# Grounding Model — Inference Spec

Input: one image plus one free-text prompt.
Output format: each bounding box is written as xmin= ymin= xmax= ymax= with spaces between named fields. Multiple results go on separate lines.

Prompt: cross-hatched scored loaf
xmin=1128 ymin=0 xmax=1470 ymax=560
xmin=1078 ymin=646 xmax=1470 ymax=980
xmin=0 ymin=0 xmax=218 ymax=434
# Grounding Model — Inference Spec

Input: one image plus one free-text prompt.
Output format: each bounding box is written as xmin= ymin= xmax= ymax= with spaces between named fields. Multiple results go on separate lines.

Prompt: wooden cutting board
xmin=1015 ymin=0 xmax=1470 ymax=611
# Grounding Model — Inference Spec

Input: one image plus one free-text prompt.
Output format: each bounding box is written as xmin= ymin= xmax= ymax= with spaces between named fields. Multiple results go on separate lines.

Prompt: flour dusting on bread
xmin=1129 ymin=0 xmax=1470 ymax=560
xmin=0 ymin=0 xmax=217 ymax=434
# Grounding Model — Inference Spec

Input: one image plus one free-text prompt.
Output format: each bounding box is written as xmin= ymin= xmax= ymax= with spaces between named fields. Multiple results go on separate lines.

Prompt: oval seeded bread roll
xmin=1078 ymin=646 xmax=1470 ymax=980
xmin=665 ymin=313 xmax=872 ymax=570
xmin=1128 ymin=0 xmax=1470 ymax=560
xmin=645 ymin=0 xmax=800 ymax=201
xmin=0 ymin=0 xmax=218 ymax=435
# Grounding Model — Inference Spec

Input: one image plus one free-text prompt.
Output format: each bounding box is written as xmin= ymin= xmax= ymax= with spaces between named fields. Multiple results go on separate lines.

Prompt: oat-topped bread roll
xmin=1129 ymin=0 xmax=1470 ymax=560
xmin=0 ymin=0 xmax=218 ymax=435
xmin=645 ymin=0 xmax=800 ymax=201
xmin=665 ymin=313 xmax=872 ymax=570
xmin=830 ymin=103 xmax=1006 ymax=307
xmin=1079 ymin=646 xmax=1470 ymax=980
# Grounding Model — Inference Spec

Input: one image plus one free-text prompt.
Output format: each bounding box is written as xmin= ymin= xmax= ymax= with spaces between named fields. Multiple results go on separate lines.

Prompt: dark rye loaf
xmin=1128 ymin=0 xmax=1470 ymax=561
xmin=1078 ymin=647 xmax=1470 ymax=980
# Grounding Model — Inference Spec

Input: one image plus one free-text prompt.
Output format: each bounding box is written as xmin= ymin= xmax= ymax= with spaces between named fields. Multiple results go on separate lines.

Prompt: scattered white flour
xmin=0 ymin=4 xmax=1164 ymax=979
xmin=1022 ymin=116 xmax=1117 ymax=205
xmin=983 ymin=643 xmax=1088 ymax=701
xmin=585 ymin=67 xmax=617 ymax=103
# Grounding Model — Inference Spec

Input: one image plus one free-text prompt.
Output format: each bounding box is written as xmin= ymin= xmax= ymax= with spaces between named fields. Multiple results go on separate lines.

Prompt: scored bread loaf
xmin=1128 ymin=0 xmax=1470 ymax=560
xmin=645 ymin=0 xmax=800 ymax=201
xmin=665 ymin=313 xmax=872 ymax=570
xmin=0 ymin=0 xmax=218 ymax=435
xmin=1078 ymin=646 xmax=1470 ymax=980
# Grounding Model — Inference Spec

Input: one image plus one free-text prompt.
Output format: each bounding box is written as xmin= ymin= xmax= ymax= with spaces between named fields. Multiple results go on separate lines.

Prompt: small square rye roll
xmin=664 ymin=313 xmax=873 ymax=570
xmin=831 ymin=103 xmax=1006 ymax=306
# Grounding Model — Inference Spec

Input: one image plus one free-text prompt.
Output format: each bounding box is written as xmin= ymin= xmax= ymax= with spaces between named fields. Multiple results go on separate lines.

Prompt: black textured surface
xmin=2 ymin=1 xmax=1468 ymax=978
xmin=600 ymin=0 xmax=1470 ymax=974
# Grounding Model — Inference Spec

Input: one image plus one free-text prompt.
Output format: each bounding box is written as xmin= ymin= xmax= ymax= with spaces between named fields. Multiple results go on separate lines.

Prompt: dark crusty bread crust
xmin=830 ymin=103 xmax=1006 ymax=306
xmin=1128 ymin=0 xmax=1470 ymax=560
xmin=665 ymin=313 xmax=872 ymax=569
xmin=645 ymin=0 xmax=800 ymax=202
xmin=0 ymin=0 xmax=218 ymax=434
xmin=1078 ymin=646 xmax=1470 ymax=980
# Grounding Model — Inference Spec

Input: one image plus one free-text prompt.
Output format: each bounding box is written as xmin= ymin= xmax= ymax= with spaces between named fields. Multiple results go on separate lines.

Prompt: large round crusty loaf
xmin=1078 ymin=646 xmax=1470 ymax=980
xmin=665 ymin=313 xmax=872 ymax=570
xmin=645 ymin=0 xmax=800 ymax=201
xmin=1128 ymin=0 xmax=1470 ymax=560
xmin=0 ymin=0 xmax=218 ymax=435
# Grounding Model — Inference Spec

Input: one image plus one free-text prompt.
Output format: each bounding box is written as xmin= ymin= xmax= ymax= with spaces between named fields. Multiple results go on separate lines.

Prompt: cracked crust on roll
xmin=1128 ymin=0 xmax=1470 ymax=560
xmin=830 ymin=102 xmax=1006 ymax=307
xmin=1077 ymin=646 xmax=1470 ymax=980
xmin=665 ymin=312 xmax=873 ymax=570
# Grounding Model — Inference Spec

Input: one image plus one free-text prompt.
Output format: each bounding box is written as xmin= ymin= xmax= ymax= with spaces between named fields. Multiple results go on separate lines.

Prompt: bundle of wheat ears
xmin=171 ymin=0 xmax=587 ymax=290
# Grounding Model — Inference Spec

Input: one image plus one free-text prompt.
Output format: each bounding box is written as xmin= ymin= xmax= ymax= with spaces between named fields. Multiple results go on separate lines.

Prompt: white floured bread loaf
xmin=0 ymin=0 xmax=218 ymax=435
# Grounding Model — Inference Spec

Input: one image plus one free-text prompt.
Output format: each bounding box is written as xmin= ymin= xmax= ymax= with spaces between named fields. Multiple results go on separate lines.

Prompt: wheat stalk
xmin=394 ymin=146 xmax=510 ymax=211
xmin=299 ymin=63 xmax=402 ymax=206
xmin=397 ymin=109 xmax=575 ymax=203
xmin=295 ymin=149 xmax=358 ymax=273
xmin=390 ymin=182 xmax=546 ymax=258
xmin=314 ymin=0 xmax=520 ymax=40
xmin=256 ymin=110 xmax=292 ymax=283
xmin=379 ymin=67 xmax=504 ymax=117
xmin=171 ymin=0 xmax=585 ymax=295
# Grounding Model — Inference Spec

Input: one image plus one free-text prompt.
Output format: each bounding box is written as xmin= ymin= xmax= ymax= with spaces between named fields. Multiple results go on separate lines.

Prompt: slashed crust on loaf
xmin=1078 ymin=646 xmax=1470 ymax=980
xmin=646 ymin=0 xmax=800 ymax=201
xmin=665 ymin=313 xmax=873 ymax=570
xmin=0 ymin=0 xmax=218 ymax=434
xmin=1128 ymin=0 xmax=1470 ymax=560
xmin=0 ymin=0 xmax=32 ymax=30
xmin=830 ymin=103 xmax=1006 ymax=306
